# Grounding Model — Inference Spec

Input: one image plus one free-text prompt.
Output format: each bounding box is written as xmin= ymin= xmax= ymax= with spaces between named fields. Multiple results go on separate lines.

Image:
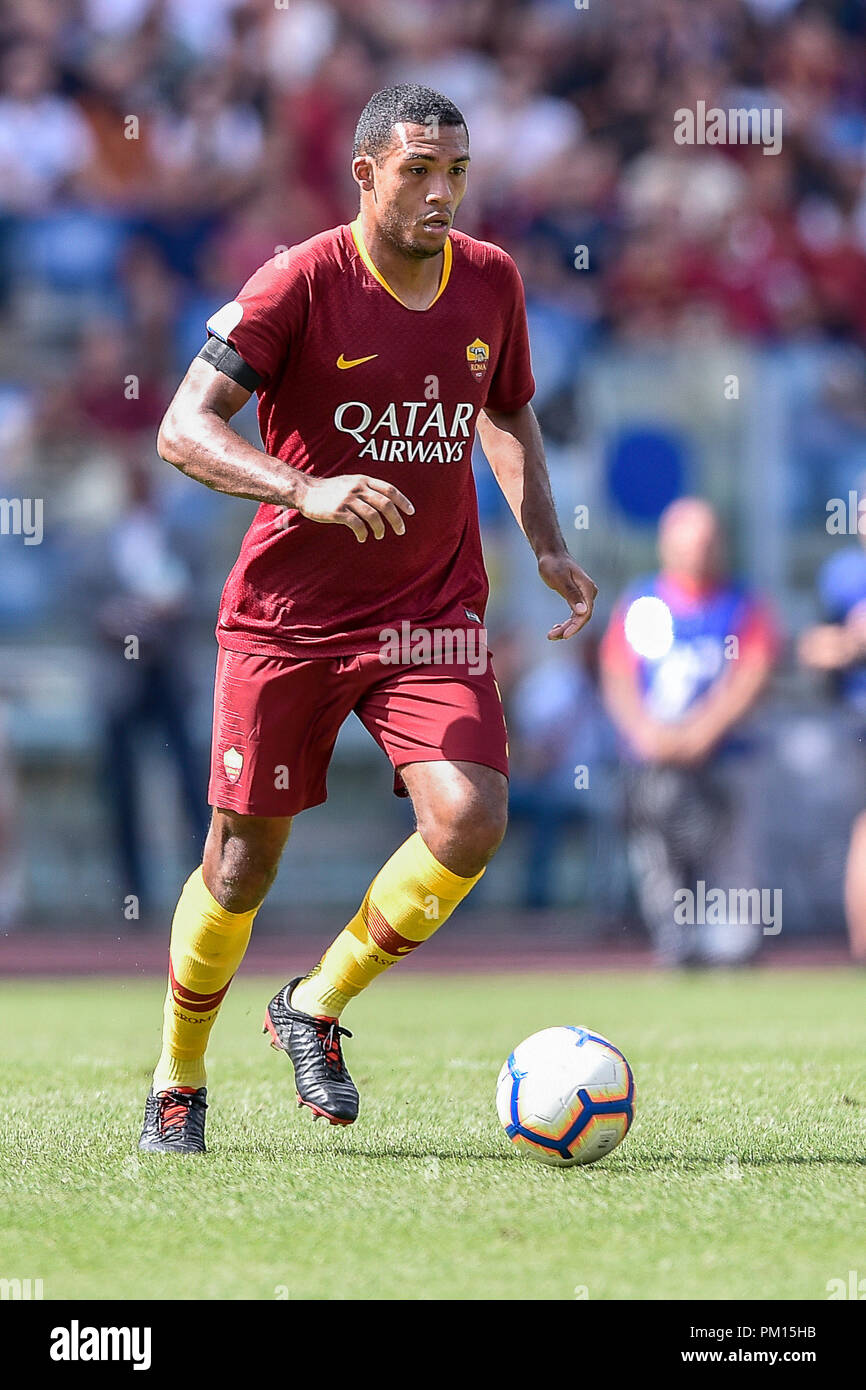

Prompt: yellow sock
xmin=152 ymin=867 xmax=260 ymax=1092
xmin=291 ymin=831 xmax=484 ymax=1018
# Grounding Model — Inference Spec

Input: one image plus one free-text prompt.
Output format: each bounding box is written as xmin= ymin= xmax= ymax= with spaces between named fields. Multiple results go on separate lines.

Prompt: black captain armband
xmin=197 ymin=335 xmax=263 ymax=392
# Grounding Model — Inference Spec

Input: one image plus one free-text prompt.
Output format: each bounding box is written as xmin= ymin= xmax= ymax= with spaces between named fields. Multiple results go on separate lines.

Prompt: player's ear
xmin=352 ymin=155 xmax=376 ymax=193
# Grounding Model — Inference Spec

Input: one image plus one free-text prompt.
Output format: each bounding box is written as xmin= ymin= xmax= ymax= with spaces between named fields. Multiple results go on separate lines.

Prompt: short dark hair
xmin=352 ymin=84 xmax=467 ymax=161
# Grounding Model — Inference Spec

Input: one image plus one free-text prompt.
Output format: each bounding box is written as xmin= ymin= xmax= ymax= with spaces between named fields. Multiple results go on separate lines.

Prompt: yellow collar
xmin=350 ymin=217 xmax=452 ymax=311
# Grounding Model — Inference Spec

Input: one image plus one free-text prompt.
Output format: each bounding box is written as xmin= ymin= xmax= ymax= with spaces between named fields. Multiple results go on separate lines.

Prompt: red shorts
xmin=208 ymin=646 xmax=510 ymax=817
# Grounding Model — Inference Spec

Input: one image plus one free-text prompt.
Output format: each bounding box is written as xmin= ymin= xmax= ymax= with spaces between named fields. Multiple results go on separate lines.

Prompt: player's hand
xmin=538 ymin=552 xmax=598 ymax=640
xmin=295 ymin=473 xmax=415 ymax=542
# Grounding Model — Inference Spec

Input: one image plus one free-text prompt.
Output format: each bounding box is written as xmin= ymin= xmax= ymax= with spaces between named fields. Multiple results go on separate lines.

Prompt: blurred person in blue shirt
xmin=0 ymin=697 xmax=21 ymax=926
xmin=507 ymin=632 xmax=616 ymax=910
xmin=799 ymin=510 xmax=866 ymax=961
xmin=600 ymin=498 xmax=779 ymax=966
xmin=90 ymin=458 xmax=209 ymax=916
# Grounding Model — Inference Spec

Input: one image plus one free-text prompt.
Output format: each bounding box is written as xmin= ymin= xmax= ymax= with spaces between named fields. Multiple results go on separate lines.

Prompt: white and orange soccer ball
xmin=496 ymin=1026 xmax=635 ymax=1167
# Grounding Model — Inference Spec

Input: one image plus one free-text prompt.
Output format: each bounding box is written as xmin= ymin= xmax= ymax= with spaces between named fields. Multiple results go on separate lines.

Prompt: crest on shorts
xmin=466 ymin=338 xmax=489 ymax=380
xmin=223 ymin=746 xmax=244 ymax=784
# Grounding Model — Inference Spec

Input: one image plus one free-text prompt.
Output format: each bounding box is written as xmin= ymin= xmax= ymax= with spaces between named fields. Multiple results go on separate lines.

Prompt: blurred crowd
xmin=4 ymin=0 xmax=866 ymax=617
xmin=4 ymin=0 xmax=866 ymax=357
xmin=3 ymin=0 xmax=866 ymax=943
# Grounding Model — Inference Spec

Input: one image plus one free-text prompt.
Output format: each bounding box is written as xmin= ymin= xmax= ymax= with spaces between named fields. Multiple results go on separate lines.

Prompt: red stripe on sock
xmin=169 ymin=958 xmax=233 ymax=1013
xmin=363 ymin=897 xmax=422 ymax=958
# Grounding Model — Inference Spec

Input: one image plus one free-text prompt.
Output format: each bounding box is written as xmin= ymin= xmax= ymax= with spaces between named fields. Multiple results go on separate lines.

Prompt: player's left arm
xmin=477 ymin=401 xmax=597 ymax=641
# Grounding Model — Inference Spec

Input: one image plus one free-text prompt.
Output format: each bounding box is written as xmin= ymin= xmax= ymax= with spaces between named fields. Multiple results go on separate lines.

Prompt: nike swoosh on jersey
xmin=336 ymin=353 xmax=379 ymax=369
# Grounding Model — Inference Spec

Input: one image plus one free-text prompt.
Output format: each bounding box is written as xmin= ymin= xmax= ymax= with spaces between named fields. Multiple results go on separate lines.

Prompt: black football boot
xmin=138 ymin=1086 xmax=208 ymax=1154
xmin=263 ymin=978 xmax=359 ymax=1125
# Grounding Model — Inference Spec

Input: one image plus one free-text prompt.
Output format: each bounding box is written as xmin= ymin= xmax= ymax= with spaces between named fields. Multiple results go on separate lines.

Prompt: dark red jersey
xmin=206 ymin=217 xmax=535 ymax=656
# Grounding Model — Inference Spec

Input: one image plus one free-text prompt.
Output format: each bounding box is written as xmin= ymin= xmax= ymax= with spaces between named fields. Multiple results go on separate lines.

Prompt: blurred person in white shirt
xmin=0 ymin=39 xmax=94 ymax=211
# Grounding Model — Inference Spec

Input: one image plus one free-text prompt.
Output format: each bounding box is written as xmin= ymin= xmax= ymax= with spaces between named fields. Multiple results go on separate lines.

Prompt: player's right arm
xmin=156 ymin=358 xmax=413 ymax=543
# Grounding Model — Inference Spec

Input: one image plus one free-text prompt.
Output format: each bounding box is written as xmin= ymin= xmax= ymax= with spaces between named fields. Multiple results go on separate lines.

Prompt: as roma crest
xmin=223 ymin=746 xmax=244 ymax=784
xmin=466 ymin=337 xmax=490 ymax=381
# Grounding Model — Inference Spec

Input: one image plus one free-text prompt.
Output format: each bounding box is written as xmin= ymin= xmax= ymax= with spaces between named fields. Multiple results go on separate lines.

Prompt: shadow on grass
xmin=226 ymin=1140 xmax=520 ymax=1162
xmin=224 ymin=1141 xmax=866 ymax=1167
xmin=614 ymin=1153 xmax=866 ymax=1170
xmin=339 ymin=1151 xmax=866 ymax=1167
xmin=340 ymin=1148 xmax=520 ymax=1162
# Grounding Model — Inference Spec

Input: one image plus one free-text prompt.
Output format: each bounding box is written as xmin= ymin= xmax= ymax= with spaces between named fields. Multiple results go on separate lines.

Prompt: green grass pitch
xmin=1 ymin=969 xmax=865 ymax=1301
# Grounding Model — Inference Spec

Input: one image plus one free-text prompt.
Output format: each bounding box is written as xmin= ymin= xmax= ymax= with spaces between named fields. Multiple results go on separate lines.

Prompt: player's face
xmin=363 ymin=122 xmax=470 ymax=259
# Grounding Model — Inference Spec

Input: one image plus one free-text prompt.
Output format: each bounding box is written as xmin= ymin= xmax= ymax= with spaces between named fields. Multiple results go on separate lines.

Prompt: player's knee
xmin=468 ymin=804 xmax=508 ymax=866
xmin=421 ymin=793 xmax=507 ymax=875
xmin=210 ymin=854 xmax=277 ymax=913
xmin=203 ymin=812 xmax=290 ymax=912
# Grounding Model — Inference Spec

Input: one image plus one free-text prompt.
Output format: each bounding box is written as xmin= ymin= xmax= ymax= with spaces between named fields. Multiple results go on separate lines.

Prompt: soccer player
xmin=138 ymin=84 xmax=596 ymax=1154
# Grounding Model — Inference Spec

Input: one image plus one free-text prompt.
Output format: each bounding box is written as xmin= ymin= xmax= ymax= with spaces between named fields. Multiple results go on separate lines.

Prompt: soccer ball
xmin=496 ymin=1026 xmax=635 ymax=1167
